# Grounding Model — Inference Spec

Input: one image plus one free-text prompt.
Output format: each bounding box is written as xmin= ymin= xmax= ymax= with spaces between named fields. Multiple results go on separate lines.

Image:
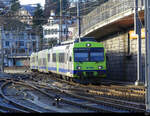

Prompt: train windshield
xmin=90 ymin=48 xmax=104 ymax=62
xmin=74 ymin=48 xmax=88 ymax=62
xmin=74 ymin=48 xmax=104 ymax=62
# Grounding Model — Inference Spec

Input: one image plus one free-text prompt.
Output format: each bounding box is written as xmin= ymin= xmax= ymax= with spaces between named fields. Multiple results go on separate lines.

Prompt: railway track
xmin=0 ymin=79 xmax=54 ymax=113
xmin=1 ymin=78 xmax=101 ymax=113
xmin=25 ymin=72 xmax=146 ymax=112
xmin=25 ymin=79 xmax=145 ymax=113
xmin=13 ymin=80 xmax=115 ymax=112
xmin=29 ymin=72 xmax=145 ymax=103
xmin=0 ymin=72 xmax=146 ymax=113
xmin=0 ymin=79 xmax=28 ymax=113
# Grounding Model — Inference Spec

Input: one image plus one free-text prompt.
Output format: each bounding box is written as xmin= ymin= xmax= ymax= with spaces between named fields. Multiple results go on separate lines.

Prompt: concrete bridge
xmin=79 ymin=0 xmax=146 ymax=83
xmin=80 ymin=0 xmax=144 ymax=39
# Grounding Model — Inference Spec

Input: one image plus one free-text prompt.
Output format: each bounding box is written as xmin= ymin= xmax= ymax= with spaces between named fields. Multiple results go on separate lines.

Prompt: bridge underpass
xmin=82 ymin=10 xmax=144 ymax=40
xmin=79 ymin=0 xmax=145 ymax=83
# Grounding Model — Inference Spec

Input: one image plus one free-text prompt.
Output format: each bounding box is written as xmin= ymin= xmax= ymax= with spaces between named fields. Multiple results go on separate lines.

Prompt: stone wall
xmin=101 ymin=32 xmax=145 ymax=82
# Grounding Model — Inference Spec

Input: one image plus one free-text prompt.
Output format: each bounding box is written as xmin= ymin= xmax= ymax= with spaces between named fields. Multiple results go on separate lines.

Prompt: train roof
xmin=60 ymin=37 xmax=96 ymax=45
xmin=36 ymin=37 xmax=100 ymax=54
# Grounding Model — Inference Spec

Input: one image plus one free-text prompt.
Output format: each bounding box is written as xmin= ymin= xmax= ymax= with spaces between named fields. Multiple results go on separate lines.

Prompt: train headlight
xmin=86 ymin=43 xmax=91 ymax=47
xmin=98 ymin=66 xmax=103 ymax=69
xmin=77 ymin=66 xmax=81 ymax=70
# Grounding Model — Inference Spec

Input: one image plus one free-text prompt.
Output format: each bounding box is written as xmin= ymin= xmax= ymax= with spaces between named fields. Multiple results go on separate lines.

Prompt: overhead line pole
xmin=145 ymin=0 xmax=150 ymax=113
xmin=134 ymin=0 xmax=142 ymax=86
xmin=77 ymin=0 xmax=81 ymax=42
xmin=59 ymin=0 xmax=62 ymax=44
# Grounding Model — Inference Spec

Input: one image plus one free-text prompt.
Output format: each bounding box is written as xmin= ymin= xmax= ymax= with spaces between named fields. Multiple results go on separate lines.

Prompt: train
xmin=30 ymin=37 xmax=107 ymax=83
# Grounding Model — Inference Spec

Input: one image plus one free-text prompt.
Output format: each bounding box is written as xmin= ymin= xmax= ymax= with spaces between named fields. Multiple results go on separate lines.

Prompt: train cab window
xmin=48 ymin=54 xmax=50 ymax=62
xmin=53 ymin=53 xmax=56 ymax=62
xmin=74 ymin=48 xmax=89 ymax=62
xmin=90 ymin=48 xmax=104 ymax=62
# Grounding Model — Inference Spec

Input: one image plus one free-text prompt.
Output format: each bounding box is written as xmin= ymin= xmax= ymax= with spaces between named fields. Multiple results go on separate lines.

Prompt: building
xmin=21 ymin=5 xmax=36 ymax=16
xmin=42 ymin=11 xmax=70 ymax=49
xmin=0 ymin=0 xmax=11 ymax=15
xmin=15 ymin=5 xmax=37 ymax=25
xmin=44 ymin=0 xmax=69 ymax=18
xmin=0 ymin=27 xmax=39 ymax=67
xmin=0 ymin=0 xmax=11 ymax=7
xmin=15 ymin=7 xmax=33 ymax=25
xmin=44 ymin=0 xmax=58 ymax=18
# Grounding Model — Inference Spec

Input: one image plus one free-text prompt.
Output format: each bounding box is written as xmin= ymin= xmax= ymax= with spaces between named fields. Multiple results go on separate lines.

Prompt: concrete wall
xmin=101 ymin=32 xmax=145 ymax=82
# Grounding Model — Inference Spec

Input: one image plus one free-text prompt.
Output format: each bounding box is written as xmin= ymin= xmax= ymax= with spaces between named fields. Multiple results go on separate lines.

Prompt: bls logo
xmin=86 ymin=67 xmax=94 ymax=69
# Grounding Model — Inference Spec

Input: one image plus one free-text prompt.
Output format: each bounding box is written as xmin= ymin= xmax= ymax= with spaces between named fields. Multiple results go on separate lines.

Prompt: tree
xmin=10 ymin=0 xmax=21 ymax=12
xmin=56 ymin=0 xmax=69 ymax=16
xmin=32 ymin=4 xmax=45 ymax=50
xmin=32 ymin=4 xmax=45 ymax=27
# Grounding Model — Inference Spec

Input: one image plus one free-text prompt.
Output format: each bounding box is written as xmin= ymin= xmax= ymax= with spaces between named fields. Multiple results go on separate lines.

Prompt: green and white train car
xmin=30 ymin=38 xmax=107 ymax=80
xmin=38 ymin=49 xmax=49 ymax=73
xmin=30 ymin=52 xmax=38 ymax=71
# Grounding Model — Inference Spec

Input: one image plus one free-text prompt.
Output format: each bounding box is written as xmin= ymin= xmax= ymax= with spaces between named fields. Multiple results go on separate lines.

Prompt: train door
xmin=68 ymin=51 xmax=73 ymax=76
xmin=66 ymin=50 xmax=69 ymax=74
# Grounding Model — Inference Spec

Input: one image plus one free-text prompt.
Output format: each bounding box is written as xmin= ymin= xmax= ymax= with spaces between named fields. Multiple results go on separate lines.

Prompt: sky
xmin=19 ymin=0 xmax=45 ymax=7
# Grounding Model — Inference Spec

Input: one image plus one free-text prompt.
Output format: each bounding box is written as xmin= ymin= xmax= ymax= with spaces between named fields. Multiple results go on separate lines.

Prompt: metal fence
xmin=81 ymin=0 xmax=144 ymax=34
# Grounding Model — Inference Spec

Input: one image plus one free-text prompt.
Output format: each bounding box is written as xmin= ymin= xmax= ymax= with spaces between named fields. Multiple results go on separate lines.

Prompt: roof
xmin=21 ymin=5 xmax=36 ymax=16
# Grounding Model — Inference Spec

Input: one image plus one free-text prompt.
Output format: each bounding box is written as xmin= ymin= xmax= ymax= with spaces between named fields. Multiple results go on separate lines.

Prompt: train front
xmin=73 ymin=41 xmax=106 ymax=79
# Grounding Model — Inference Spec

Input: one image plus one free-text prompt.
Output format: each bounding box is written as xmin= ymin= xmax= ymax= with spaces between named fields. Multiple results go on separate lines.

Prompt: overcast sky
xmin=19 ymin=0 xmax=45 ymax=7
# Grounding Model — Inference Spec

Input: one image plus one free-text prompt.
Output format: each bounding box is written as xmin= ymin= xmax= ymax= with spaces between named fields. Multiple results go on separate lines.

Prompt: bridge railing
xmin=81 ymin=0 xmax=144 ymax=35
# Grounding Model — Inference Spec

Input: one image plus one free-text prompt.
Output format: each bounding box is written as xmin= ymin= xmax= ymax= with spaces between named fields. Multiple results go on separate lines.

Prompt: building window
xmin=19 ymin=41 xmax=24 ymax=46
xmin=64 ymin=29 xmax=66 ymax=34
xmin=44 ymin=30 xmax=47 ymax=35
xmin=51 ymin=29 xmax=54 ymax=35
xmin=55 ymin=29 xmax=57 ymax=34
xmin=19 ymin=49 xmax=25 ymax=53
xmin=5 ymin=41 xmax=9 ymax=46
xmin=48 ymin=29 xmax=51 ymax=34
xmin=5 ymin=33 xmax=9 ymax=38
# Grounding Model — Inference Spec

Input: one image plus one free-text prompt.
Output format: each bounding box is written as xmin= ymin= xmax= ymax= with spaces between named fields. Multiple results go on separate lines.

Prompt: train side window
xmin=33 ymin=57 xmax=35 ymax=63
xmin=59 ymin=53 xmax=65 ymax=63
xmin=42 ymin=58 xmax=44 ymax=66
xmin=38 ymin=59 xmax=41 ymax=65
xmin=53 ymin=53 xmax=56 ymax=62
xmin=48 ymin=54 xmax=50 ymax=62
xmin=43 ymin=58 xmax=46 ymax=65
xmin=31 ymin=57 xmax=34 ymax=63
xmin=40 ymin=58 xmax=42 ymax=66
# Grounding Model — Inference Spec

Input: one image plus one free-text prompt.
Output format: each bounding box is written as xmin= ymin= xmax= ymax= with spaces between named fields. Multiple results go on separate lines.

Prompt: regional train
xmin=30 ymin=37 xmax=107 ymax=82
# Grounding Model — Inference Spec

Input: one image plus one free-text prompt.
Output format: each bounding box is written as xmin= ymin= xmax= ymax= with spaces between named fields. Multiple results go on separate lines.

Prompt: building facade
xmin=0 ymin=28 xmax=39 ymax=67
xmin=42 ymin=11 xmax=70 ymax=49
xmin=16 ymin=7 xmax=33 ymax=25
xmin=0 ymin=0 xmax=11 ymax=6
